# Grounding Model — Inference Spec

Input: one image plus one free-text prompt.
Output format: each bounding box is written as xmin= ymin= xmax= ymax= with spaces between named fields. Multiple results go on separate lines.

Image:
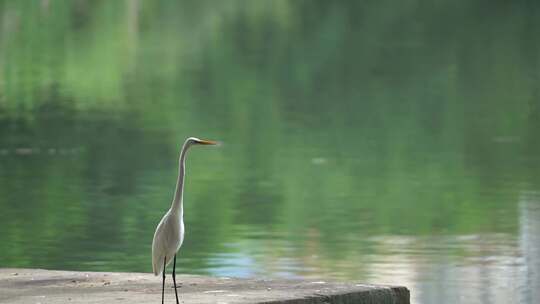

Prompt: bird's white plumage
xmin=151 ymin=137 xmax=217 ymax=277
xmin=152 ymin=209 xmax=184 ymax=275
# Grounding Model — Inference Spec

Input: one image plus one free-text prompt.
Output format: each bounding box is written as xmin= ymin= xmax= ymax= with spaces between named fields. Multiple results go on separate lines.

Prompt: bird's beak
xmin=196 ymin=139 xmax=219 ymax=145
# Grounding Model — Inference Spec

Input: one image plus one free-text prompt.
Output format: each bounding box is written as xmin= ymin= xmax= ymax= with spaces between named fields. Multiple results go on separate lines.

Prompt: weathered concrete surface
xmin=0 ymin=268 xmax=409 ymax=304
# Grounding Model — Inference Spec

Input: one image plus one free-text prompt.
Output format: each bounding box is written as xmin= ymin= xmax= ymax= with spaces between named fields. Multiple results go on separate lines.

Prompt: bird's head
xmin=187 ymin=137 xmax=220 ymax=146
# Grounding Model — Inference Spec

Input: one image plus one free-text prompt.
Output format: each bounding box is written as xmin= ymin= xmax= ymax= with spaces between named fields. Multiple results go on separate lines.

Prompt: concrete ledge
xmin=0 ymin=268 xmax=409 ymax=304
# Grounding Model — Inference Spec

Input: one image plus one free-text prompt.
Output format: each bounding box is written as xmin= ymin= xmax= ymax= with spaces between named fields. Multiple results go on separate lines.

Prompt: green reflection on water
xmin=1 ymin=1 xmax=539 ymax=303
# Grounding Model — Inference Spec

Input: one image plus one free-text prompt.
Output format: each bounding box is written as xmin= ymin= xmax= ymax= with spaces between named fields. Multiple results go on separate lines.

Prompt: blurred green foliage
xmin=0 ymin=0 xmax=539 ymax=279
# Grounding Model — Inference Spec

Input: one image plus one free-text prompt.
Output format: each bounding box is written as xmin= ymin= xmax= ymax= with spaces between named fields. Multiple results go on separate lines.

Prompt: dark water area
xmin=0 ymin=1 xmax=539 ymax=303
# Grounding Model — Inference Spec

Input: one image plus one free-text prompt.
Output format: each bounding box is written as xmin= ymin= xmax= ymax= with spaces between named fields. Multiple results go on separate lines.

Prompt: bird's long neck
xmin=171 ymin=142 xmax=190 ymax=218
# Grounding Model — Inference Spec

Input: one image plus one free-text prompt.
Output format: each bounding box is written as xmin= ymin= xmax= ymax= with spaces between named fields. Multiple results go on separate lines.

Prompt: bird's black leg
xmin=162 ymin=257 xmax=166 ymax=304
xmin=172 ymin=254 xmax=179 ymax=304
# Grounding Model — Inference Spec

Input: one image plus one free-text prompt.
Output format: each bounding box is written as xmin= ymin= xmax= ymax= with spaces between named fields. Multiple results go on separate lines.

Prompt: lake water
xmin=0 ymin=1 xmax=539 ymax=303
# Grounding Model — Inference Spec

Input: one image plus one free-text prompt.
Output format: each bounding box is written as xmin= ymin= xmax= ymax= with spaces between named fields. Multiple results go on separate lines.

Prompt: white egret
xmin=152 ymin=137 xmax=218 ymax=304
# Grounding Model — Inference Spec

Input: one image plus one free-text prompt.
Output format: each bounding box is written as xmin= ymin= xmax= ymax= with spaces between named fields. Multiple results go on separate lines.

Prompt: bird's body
xmin=152 ymin=208 xmax=184 ymax=275
xmin=151 ymin=137 xmax=218 ymax=304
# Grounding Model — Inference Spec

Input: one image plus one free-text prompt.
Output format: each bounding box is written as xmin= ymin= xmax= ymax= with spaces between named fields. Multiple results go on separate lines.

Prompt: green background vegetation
xmin=0 ymin=1 xmax=539 ymax=303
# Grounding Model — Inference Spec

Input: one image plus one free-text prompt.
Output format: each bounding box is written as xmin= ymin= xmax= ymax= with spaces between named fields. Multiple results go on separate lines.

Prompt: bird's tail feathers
xmin=152 ymin=255 xmax=164 ymax=276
